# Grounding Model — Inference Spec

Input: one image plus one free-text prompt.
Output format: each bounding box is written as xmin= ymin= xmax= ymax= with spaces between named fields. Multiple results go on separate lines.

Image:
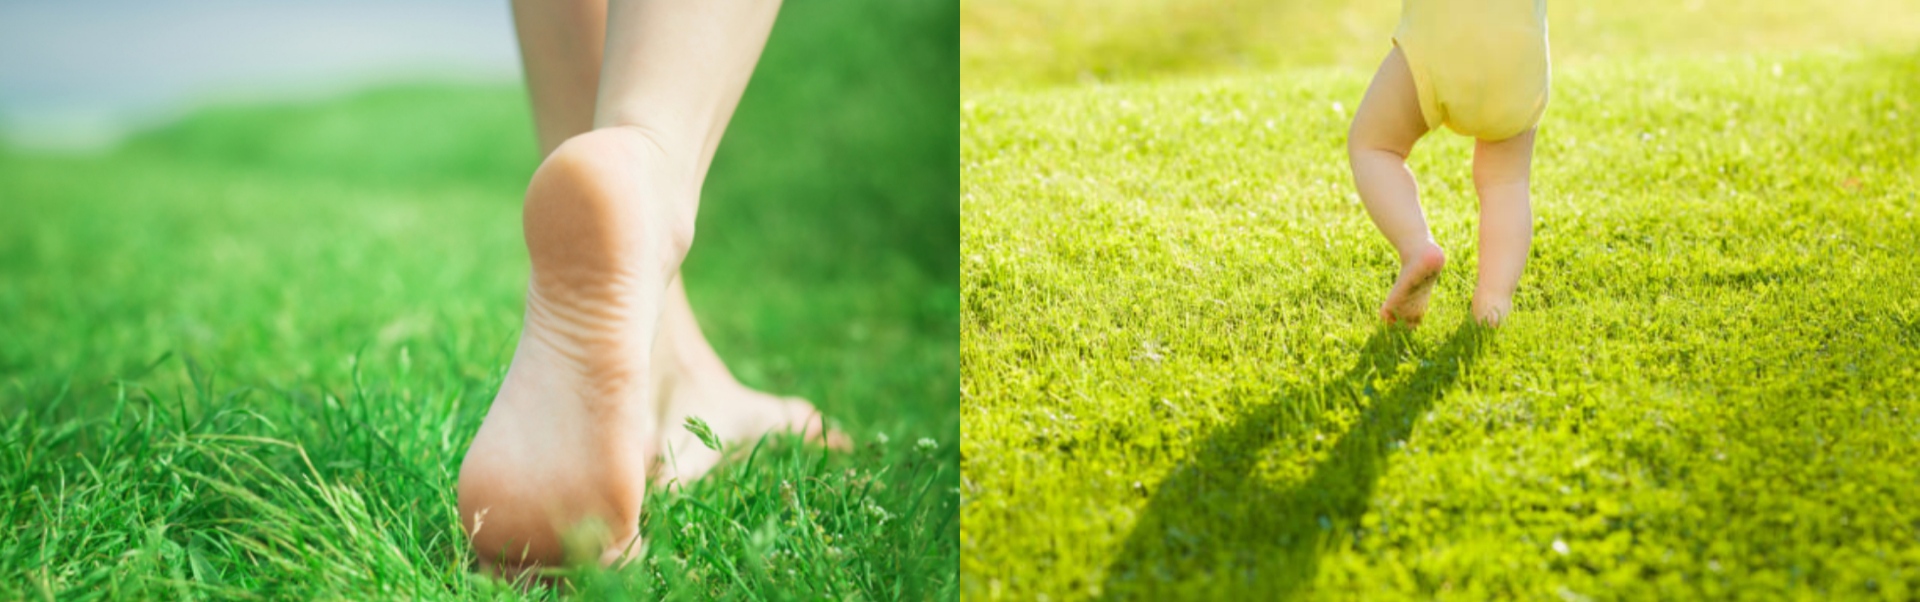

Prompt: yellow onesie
xmin=1393 ymin=0 xmax=1551 ymax=141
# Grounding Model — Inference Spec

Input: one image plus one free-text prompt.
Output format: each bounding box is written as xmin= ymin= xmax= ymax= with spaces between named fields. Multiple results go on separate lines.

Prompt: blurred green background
xmin=962 ymin=0 xmax=1920 ymax=90
xmin=0 ymin=1 xmax=957 ymax=599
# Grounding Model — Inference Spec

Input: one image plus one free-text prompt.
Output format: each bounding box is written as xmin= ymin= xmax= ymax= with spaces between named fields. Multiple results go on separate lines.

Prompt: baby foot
xmin=1379 ymin=242 xmax=1446 ymax=327
xmin=456 ymin=126 xmax=697 ymax=576
xmin=1471 ymin=294 xmax=1512 ymax=327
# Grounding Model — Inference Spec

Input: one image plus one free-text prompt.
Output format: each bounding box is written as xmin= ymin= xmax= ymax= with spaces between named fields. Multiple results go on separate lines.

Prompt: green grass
xmin=961 ymin=0 xmax=1920 ymax=91
xmin=959 ymin=30 xmax=1920 ymax=602
xmin=0 ymin=1 xmax=957 ymax=599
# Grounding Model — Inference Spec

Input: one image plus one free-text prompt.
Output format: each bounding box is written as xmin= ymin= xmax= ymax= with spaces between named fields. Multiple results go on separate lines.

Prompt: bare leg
xmin=597 ymin=5 xmax=844 ymax=483
xmin=459 ymin=0 xmax=790 ymax=575
xmin=1349 ymin=47 xmax=1445 ymax=327
xmin=509 ymin=0 xmax=604 ymax=156
xmin=1470 ymin=128 xmax=1535 ymax=326
xmin=503 ymin=0 xmax=838 ymax=488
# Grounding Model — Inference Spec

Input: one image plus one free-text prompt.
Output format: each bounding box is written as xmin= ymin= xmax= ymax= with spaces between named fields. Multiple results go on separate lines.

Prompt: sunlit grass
xmin=961 ymin=47 xmax=1920 ymax=599
xmin=961 ymin=0 xmax=1920 ymax=90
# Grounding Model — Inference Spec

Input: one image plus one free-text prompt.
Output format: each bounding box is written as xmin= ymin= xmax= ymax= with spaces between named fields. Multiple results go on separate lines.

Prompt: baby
xmin=1347 ymin=0 xmax=1549 ymax=327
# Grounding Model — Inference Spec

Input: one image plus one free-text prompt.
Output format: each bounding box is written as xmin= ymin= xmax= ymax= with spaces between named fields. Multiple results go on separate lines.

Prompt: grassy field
xmin=0 ymin=2 xmax=957 ymax=600
xmin=961 ymin=1 xmax=1920 ymax=599
xmin=961 ymin=0 xmax=1920 ymax=90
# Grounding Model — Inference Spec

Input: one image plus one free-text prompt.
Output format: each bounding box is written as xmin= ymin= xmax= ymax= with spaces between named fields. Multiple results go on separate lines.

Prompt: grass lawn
xmin=961 ymin=0 xmax=1920 ymax=90
xmin=960 ymin=2 xmax=1920 ymax=598
xmin=0 ymin=1 xmax=957 ymax=600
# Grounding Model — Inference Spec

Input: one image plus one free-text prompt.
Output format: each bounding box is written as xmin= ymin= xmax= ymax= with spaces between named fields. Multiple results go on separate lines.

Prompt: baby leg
xmin=1348 ymin=47 xmax=1444 ymax=326
xmin=1469 ymin=128 xmax=1536 ymax=326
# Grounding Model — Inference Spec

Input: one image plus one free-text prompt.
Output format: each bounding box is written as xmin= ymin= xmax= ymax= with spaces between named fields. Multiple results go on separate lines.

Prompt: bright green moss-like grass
xmin=0 ymin=1 xmax=958 ymax=599
xmin=961 ymin=50 xmax=1919 ymax=599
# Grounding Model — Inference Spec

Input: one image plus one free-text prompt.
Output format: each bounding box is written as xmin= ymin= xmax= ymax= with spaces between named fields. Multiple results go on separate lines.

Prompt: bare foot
xmin=457 ymin=126 xmax=696 ymax=575
xmin=1471 ymin=294 xmax=1512 ymax=327
xmin=647 ymin=287 xmax=848 ymax=485
xmin=1379 ymin=242 xmax=1446 ymax=327
xmin=651 ymin=362 xmax=847 ymax=487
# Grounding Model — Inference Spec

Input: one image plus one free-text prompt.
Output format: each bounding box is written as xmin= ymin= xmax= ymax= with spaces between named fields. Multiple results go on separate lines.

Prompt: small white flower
xmin=1552 ymin=539 xmax=1570 ymax=555
xmin=863 ymin=499 xmax=893 ymax=526
xmin=916 ymin=437 xmax=939 ymax=452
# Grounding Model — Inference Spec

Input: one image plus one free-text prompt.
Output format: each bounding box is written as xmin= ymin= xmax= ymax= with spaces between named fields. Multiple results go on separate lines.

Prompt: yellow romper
xmin=1393 ymin=0 xmax=1551 ymax=141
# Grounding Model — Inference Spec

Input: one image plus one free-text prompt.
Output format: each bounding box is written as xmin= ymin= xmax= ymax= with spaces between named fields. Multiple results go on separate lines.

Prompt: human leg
xmin=1348 ymin=47 xmax=1444 ymax=326
xmin=458 ymin=0 xmax=786 ymax=574
xmin=1469 ymin=128 xmax=1536 ymax=326
xmin=504 ymin=0 xmax=836 ymax=488
xmin=508 ymin=0 xmax=604 ymax=156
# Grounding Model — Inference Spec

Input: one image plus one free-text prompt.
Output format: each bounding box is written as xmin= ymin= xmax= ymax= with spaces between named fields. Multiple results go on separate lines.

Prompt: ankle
xmin=563 ymin=126 xmax=703 ymax=263
xmin=597 ymin=124 xmax=700 ymax=176
xmin=1398 ymin=240 xmax=1445 ymax=266
xmin=1471 ymin=290 xmax=1514 ymax=311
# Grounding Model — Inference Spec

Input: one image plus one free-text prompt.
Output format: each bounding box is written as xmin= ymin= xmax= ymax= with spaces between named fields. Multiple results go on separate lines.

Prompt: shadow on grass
xmin=1101 ymin=321 xmax=1488 ymax=599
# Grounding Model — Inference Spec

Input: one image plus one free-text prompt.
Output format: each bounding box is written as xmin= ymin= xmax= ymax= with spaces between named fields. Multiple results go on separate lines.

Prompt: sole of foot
xmin=1380 ymin=243 xmax=1447 ymax=327
xmin=457 ymin=126 xmax=695 ymax=576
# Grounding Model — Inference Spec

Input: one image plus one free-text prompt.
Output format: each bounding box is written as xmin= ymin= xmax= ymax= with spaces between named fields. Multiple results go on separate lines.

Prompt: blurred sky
xmin=0 ymin=0 xmax=520 ymax=151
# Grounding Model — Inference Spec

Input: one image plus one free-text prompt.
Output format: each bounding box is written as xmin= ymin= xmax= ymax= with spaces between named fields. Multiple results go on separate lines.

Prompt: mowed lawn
xmin=0 ymin=2 xmax=957 ymax=600
xmin=960 ymin=13 xmax=1920 ymax=601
